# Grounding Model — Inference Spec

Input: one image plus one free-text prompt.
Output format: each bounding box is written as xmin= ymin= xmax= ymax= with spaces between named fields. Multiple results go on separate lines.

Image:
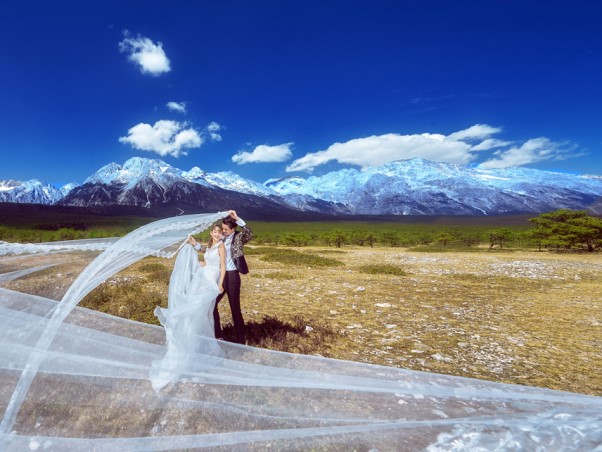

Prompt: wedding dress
xmin=150 ymin=243 xmax=223 ymax=391
xmin=1 ymin=212 xmax=601 ymax=450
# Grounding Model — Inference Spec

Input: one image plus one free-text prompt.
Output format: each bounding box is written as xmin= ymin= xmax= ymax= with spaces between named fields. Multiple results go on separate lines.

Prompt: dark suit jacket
xmin=230 ymin=224 xmax=253 ymax=274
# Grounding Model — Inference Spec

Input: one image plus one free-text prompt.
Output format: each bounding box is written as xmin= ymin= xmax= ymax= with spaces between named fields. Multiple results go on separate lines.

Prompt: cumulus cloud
xmin=119 ymin=31 xmax=171 ymax=76
xmin=286 ymin=132 xmax=475 ymax=172
xmin=166 ymin=101 xmax=186 ymax=114
xmin=119 ymin=120 xmax=202 ymax=157
xmin=207 ymin=121 xmax=223 ymax=142
xmin=285 ymin=124 xmax=578 ymax=172
xmin=232 ymin=143 xmax=294 ymax=164
xmin=478 ymin=138 xmax=578 ymax=169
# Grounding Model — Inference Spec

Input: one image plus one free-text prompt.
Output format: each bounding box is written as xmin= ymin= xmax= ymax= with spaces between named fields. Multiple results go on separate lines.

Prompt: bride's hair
xmin=207 ymin=224 xmax=222 ymax=248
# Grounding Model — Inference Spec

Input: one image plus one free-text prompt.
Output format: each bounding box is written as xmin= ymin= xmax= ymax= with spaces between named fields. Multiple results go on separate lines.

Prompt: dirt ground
xmin=2 ymin=246 xmax=601 ymax=396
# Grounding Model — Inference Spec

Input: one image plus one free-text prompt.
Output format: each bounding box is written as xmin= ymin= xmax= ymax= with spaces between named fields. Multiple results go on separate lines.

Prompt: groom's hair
xmin=222 ymin=216 xmax=237 ymax=230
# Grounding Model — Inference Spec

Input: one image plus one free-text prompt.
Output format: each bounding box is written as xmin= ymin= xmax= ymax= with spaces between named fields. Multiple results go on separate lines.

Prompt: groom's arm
xmin=229 ymin=210 xmax=253 ymax=244
xmin=236 ymin=218 xmax=253 ymax=244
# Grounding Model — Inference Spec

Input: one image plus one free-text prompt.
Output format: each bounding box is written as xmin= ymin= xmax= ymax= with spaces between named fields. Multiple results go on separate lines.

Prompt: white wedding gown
xmin=149 ymin=243 xmax=223 ymax=391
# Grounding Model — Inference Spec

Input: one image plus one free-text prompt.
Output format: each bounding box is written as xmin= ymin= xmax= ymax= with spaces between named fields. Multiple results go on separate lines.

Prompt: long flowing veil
xmin=1 ymin=212 xmax=601 ymax=450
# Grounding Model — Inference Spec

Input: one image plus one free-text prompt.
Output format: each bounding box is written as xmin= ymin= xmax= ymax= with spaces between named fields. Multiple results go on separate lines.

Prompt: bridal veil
xmin=0 ymin=212 xmax=600 ymax=450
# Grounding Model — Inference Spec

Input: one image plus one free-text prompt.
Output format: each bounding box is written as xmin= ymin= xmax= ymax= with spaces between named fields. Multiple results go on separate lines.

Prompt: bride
xmin=149 ymin=225 xmax=226 ymax=391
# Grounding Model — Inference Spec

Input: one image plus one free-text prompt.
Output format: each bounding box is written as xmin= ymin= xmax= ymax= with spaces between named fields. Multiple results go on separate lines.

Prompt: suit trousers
xmin=214 ymin=270 xmax=246 ymax=344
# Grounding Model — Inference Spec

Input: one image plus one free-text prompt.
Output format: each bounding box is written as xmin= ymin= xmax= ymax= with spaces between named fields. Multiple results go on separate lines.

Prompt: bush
xmin=137 ymin=262 xmax=171 ymax=284
xmin=358 ymin=264 xmax=407 ymax=276
xmin=260 ymin=249 xmax=343 ymax=267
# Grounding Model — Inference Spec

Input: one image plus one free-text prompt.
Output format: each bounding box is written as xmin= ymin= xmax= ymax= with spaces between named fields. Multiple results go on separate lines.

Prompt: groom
xmin=203 ymin=210 xmax=252 ymax=344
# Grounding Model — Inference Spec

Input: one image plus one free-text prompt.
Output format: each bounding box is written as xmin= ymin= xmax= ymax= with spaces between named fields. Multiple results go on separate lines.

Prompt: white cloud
xmin=286 ymin=132 xmax=474 ymax=172
xmin=478 ymin=138 xmax=578 ymax=169
xmin=447 ymin=124 xmax=501 ymax=141
xmin=471 ymin=138 xmax=513 ymax=151
xmin=207 ymin=121 xmax=223 ymax=142
xmin=119 ymin=120 xmax=202 ymax=157
xmin=232 ymin=143 xmax=294 ymax=164
xmin=285 ymin=124 xmax=579 ymax=172
xmin=119 ymin=31 xmax=171 ymax=76
xmin=166 ymin=101 xmax=186 ymax=114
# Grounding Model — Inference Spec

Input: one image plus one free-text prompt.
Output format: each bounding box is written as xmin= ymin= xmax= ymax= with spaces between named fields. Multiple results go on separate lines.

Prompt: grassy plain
xmin=4 ymin=241 xmax=600 ymax=397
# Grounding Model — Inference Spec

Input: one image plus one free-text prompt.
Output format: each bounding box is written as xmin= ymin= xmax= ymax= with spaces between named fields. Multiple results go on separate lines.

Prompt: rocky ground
xmin=2 ymin=246 xmax=601 ymax=396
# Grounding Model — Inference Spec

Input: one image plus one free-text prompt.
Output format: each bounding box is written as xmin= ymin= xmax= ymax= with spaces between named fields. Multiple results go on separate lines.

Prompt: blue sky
xmin=1 ymin=1 xmax=601 ymax=186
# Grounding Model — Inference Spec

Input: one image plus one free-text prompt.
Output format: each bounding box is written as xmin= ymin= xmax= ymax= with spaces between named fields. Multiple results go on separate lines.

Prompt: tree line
xmin=252 ymin=209 xmax=602 ymax=252
xmin=1 ymin=209 xmax=600 ymax=252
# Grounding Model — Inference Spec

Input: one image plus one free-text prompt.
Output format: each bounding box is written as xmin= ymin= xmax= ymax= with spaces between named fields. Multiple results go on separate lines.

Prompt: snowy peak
xmin=3 ymin=156 xmax=602 ymax=215
xmin=0 ymin=178 xmax=76 ymax=204
xmin=204 ymin=171 xmax=279 ymax=197
xmin=85 ymin=157 xmax=183 ymax=188
xmin=265 ymin=158 xmax=602 ymax=215
xmin=264 ymin=176 xmax=309 ymax=192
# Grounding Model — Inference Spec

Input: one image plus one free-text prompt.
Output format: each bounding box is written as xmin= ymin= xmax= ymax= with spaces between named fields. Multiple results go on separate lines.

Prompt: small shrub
xmin=81 ymin=278 xmax=165 ymax=325
xmin=357 ymin=264 xmax=407 ymax=276
xmin=137 ymin=262 xmax=171 ymax=284
xmin=260 ymin=249 xmax=343 ymax=267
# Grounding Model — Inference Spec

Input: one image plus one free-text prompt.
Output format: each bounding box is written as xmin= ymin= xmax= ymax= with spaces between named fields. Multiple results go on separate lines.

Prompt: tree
xmin=459 ymin=232 xmax=482 ymax=247
xmin=320 ymin=230 xmax=349 ymax=248
xmin=349 ymin=230 xmax=368 ymax=246
xmin=436 ymin=232 xmax=455 ymax=246
xmin=281 ymin=232 xmax=311 ymax=247
xmin=379 ymin=230 xmax=402 ymax=247
xmin=488 ymin=228 xmax=514 ymax=249
xmin=529 ymin=209 xmax=602 ymax=252
xmin=364 ymin=232 xmax=377 ymax=248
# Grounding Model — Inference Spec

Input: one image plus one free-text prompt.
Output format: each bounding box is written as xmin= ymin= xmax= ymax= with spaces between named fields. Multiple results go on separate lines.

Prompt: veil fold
xmin=0 ymin=211 xmax=227 ymax=441
xmin=1 ymin=211 xmax=601 ymax=450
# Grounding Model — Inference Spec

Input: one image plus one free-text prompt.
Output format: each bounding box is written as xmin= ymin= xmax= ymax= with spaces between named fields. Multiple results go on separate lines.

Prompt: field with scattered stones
xmin=2 ymin=245 xmax=601 ymax=396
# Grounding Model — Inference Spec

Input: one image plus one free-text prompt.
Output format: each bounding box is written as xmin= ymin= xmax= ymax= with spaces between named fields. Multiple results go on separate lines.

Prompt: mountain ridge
xmin=2 ymin=157 xmax=601 ymax=216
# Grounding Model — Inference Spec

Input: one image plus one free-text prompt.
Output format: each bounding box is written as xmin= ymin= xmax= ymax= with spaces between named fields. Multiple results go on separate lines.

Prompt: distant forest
xmin=0 ymin=204 xmax=600 ymax=252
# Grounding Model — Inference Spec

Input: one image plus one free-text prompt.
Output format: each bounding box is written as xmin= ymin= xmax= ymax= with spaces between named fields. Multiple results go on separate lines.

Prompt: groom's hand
xmin=187 ymin=236 xmax=198 ymax=246
xmin=228 ymin=210 xmax=239 ymax=221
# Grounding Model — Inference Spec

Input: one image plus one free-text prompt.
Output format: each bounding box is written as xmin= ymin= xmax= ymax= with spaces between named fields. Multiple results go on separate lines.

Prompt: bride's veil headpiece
xmin=0 ymin=211 xmax=601 ymax=450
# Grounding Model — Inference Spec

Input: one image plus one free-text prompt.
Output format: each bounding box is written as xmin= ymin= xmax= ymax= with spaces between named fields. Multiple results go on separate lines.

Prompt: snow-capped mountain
xmin=57 ymin=157 xmax=312 ymax=219
xmin=264 ymin=158 xmax=602 ymax=215
xmin=3 ymin=156 xmax=602 ymax=216
xmin=0 ymin=179 xmax=75 ymax=204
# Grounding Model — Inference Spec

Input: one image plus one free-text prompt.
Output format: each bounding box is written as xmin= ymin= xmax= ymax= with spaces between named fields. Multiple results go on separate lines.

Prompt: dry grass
xmin=2 ymin=246 xmax=601 ymax=396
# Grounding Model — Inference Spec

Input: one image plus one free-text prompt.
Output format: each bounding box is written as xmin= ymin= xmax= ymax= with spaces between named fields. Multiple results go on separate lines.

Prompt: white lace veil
xmin=1 ymin=211 xmax=601 ymax=450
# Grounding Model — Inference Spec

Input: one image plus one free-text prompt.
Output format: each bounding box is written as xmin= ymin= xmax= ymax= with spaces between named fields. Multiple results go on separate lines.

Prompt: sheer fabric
xmin=0 ymin=212 xmax=601 ymax=450
xmin=150 ymin=243 xmax=223 ymax=391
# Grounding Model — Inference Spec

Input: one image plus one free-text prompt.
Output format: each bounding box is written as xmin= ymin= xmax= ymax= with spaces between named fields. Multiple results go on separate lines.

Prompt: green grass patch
xmin=260 ymin=249 xmax=343 ymax=267
xmin=306 ymin=249 xmax=347 ymax=255
xmin=357 ymin=264 xmax=407 ymax=276
xmin=243 ymin=246 xmax=281 ymax=255
xmin=406 ymin=245 xmax=485 ymax=253
xmin=137 ymin=262 xmax=171 ymax=284
xmin=81 ymin=279 xmax=165 ymax=325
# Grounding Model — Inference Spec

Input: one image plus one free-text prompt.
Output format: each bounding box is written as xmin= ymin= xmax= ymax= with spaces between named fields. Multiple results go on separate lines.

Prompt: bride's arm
xmin=217 ymin=242 xmax=226 ymax=292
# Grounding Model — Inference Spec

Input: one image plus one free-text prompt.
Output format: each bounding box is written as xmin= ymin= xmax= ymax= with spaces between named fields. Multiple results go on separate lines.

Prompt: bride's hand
xmin=219 ymin=284 xmax=224 ymax=293
xmin=187 ymin=236 xmax=197 ymax=246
